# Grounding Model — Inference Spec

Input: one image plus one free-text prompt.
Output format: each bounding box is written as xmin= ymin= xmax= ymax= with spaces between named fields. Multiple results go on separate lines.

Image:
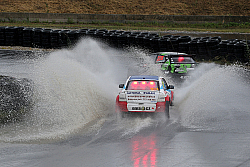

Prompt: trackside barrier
xmin=22 ymin=27 xmax=34 ymax=47
xmin=0 ymin=26 xmax=249 ymax=63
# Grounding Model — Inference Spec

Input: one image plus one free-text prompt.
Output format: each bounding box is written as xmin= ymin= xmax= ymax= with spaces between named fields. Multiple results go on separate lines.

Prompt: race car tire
xmin=121 ymin=112 xmax=127 ymax=118
xmin=169 ymin=97 xmax=173 ymax=106
xmin=165 ymin=101 xmax=170 ymax=118
xmin=116 ymin=111 xmax=127 ymax=119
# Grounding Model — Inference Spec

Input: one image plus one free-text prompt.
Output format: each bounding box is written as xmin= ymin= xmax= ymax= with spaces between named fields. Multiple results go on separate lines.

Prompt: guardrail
xmin=0 ymin=26 xmax=249 ymax=63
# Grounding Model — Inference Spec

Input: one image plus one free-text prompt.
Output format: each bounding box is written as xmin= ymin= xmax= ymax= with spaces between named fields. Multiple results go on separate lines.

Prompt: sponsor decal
xmin=127 ymin=95 xmax=156 ymax=101
xmin=127 ymin=92 xmax=155 ymax=94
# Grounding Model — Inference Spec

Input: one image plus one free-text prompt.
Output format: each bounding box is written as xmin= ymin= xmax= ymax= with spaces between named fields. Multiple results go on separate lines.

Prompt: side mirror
xmin=168 ymin=85 xmax=174 ymax=89
xmin=119 ymin=84 xmax=124 ymax=88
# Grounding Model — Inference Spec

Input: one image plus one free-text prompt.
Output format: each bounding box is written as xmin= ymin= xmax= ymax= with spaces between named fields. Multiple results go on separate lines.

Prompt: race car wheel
xmin=121 ymin=112 xmax=127 ymax=118
xmin=165 ymin=101 xmax=170 ymax=118
xmin=116 ymin=112 xmax=126 ymax=121
xmin=169 ymin=97 xmax=173 ymax=106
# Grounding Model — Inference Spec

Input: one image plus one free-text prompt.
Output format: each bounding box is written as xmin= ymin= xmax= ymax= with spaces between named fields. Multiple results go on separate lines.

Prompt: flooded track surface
xmin=0 ymin=38 xmax=250 ymax=167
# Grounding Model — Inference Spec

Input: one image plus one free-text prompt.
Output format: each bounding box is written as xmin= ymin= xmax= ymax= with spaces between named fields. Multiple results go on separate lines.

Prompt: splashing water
xmin=0 ymin=38 xmax=167 ymax=142
xmin=0 ymin=39 xmax=128 ymax=142
xmin=174 ymin=63 xmax=250 ymax=132
xmin=2 ymin=38 xmax=249 ymax=142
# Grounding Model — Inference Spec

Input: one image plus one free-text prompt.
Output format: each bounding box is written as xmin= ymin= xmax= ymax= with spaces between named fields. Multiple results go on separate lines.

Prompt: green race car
xmin=153 ymin=52 xmax=197 ymax=79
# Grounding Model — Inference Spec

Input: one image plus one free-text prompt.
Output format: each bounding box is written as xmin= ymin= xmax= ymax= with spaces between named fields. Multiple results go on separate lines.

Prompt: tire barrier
xmin=41 ymin=29 xmax=52 ymax=49
xmin=0 ymin=26 xmax=249 ymax=63
xmin=32 ymin=28 xmax=44 ymax=47
xmin=50 ymin=30 xmax=61 ymax=49
xmin=22 ymin=27 xmax=34 ymax=47
xmin=5 ymin=27 xmax=18 ymax=46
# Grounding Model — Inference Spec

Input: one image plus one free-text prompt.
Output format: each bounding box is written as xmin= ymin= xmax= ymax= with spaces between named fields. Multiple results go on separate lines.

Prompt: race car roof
xmin=156 ymin=52 xmax=188 ymax=55
xmin=129 ymin=75 xmax=159 ymax=80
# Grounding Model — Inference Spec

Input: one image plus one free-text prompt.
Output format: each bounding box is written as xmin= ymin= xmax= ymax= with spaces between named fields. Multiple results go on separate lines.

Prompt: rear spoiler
xmin=169 ymin=54 xmax=196 ymax=59
xmin=154 ymin=53 xmax=196 ymax=63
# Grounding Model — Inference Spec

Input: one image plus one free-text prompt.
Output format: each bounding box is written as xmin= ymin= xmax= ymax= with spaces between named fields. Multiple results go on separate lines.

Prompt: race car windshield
xmin=126 ymin=80 xmax=159 ymax=91
xmin=171 ymin=57 xmax=195 ymax=63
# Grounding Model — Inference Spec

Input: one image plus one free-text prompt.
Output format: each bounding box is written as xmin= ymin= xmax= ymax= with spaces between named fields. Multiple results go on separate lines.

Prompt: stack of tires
xmin=158 ymin=35 xmax=172 ymax=52
xmin=86 ymin=29 xmax=98 ymax=39
xmin=185 ymin=36 xmax=221 ymax=61
xmin=188 ymin=38 xmax=199 ymax=55
xmin=143 ymin=35 xmax=153 ymax=50
xmin=0 ymin=25 xmax=249 ymax=63
xmin=244 ymin=40 xmax=250 ymax=63
xmin=127 ymin=32 xmax=140 ymax=47
xmin=217 ymin=39 xmax=248 ymax=62
xmin=32 ymin=28 xmax=44 ymax=48
xmin=135 ymin=34 xmax=147 ymax=48
xmin=227 ymin=39 xmax=248 ymax=63
xmin=16 ymin=27 xmax=25 ymax=46
xmin=67 ymin=30 xmax=79 ymax=47
xmin=78 ymin=29 xmax=89 ymax=40
xmin=95 ymin=29 xmax=108 ymax=41
xmin=103 ymin=31 xmax=115 ymax=46
xmin=149 ymin=37 xmax=160 ymax=52
xmin=50 ymin=30 xmax=61 ymax=49
xmin=226 ymin=39 xmax=237 ymax=62
xmin=177 ymin=36 xmax=192 ymax=53
xmin=22 ymin=28 xmax=34 ymax=47
xmin=4 ymin=27 xmax=18 ymax=46
xmin=196 ymin=37 xmax=209 ymax=60
xmin=41 ymin=29 xmax=52 ymax=49
xmin=109 ymin=30 xmax=124 ymax=48
xmin=59 ymin=30 xmax=71 ymax=48
xmin=117 ymin=32 xmax=130 ymax=48
xmin=0 ymin=27 xmax=6 ymax=46
xmin=218 ymin=40 xmax=229 ymax=60
xmin=206 ymin=37 xmax=221 ymax=59
xmin=234 ymin=41 xmax=246 ymax=62
xmin=170 ymin=36 xmax=181 ymax=52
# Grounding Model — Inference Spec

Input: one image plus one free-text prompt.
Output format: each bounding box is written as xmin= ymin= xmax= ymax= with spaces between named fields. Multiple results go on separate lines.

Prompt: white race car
xmin=115 ymin=75 xmax=174 ymax=118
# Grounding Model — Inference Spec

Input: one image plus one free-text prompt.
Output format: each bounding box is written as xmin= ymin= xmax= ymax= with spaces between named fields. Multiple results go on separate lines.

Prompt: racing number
xmin=156 ymin=56 xmax=164 ymax=62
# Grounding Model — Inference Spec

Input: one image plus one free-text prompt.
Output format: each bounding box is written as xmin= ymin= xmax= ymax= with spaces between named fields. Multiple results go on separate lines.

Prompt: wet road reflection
xmin=131 ymin=134 xmax=157 ymax=167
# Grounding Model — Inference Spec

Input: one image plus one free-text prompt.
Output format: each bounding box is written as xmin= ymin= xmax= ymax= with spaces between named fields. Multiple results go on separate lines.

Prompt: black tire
xmin=169 ymin=97 xmax=174 ymax=106
xmin=165 ymin=101 xmax=170 ymax=118
xmin=121 ymin=112 xmax=127 ymax=118
xmin=116 ymin=111 xmax=126 ymax=119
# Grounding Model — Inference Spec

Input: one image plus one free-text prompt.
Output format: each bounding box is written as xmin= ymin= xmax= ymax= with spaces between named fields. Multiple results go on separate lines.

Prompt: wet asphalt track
xmin=0 ymin=39 xmax=250 ymax=167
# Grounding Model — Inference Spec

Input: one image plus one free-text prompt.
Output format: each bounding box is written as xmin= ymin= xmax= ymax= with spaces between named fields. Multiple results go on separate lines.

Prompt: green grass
xmin=0 ymin=19 xmax=250 ymax=33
